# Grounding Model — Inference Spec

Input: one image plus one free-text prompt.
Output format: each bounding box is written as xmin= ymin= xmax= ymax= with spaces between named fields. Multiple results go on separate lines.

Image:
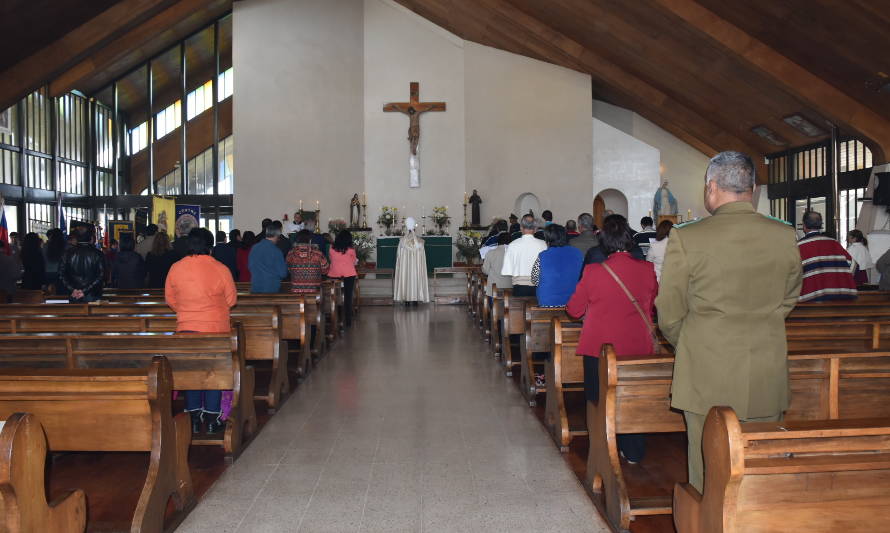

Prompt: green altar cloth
xmin=376 ymin=236 xmax=452 ymax=273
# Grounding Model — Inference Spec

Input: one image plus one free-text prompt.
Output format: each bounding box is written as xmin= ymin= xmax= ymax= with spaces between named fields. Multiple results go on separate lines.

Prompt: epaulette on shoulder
xmin=674 ymin=218 xmax=703 ymax=229
xmin=759 ymin=213 xmax=793 ymax=226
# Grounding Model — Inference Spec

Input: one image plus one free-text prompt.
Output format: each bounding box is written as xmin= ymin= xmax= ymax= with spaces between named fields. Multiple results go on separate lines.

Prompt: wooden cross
xmin=383 ymin=82 xmax=446 ymax=156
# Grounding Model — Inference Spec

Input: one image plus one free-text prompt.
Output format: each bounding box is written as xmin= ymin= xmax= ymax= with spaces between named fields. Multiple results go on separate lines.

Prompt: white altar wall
xmin=233 ymin=0 xmax=364 ymax=229
xmin=234 ymin=0 xmax=593 ymax=234
xmin=363 ymin=0 xmax=466 ymax=228
xmin=234 ymin=0 xmax=710 ymax=245
xmin=593 ymin=100 xmax=710 ymax=228
xmin=464 ymin=41 xmax=593 ymax=226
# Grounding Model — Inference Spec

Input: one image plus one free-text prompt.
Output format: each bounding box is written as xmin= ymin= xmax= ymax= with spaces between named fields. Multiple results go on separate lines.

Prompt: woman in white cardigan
xmin=646 ymin=220 xmax=674 ymax=282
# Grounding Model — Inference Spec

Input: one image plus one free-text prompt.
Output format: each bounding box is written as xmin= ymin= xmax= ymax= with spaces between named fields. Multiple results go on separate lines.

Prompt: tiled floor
xmin=176 ymin=305 xmax=609 ymax=533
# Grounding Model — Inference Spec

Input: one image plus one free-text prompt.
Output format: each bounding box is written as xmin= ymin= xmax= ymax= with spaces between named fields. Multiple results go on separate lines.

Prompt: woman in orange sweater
xmin=165 ymin=228 xmax=237 ymax=434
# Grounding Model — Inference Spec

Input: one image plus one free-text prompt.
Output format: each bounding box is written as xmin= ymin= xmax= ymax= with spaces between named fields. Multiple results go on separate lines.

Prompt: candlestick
xmin=687 ymin=209 xmax=692 ymax=220
xmin=300 ymin=200 xmax=303 ymax=210
xmin=648 ymin=210 xmax=652 ymax=217
xmin=464 ymin=191 xmax=468 ymax=204
xmin=316 ymin=200 xmax=320 ymax=210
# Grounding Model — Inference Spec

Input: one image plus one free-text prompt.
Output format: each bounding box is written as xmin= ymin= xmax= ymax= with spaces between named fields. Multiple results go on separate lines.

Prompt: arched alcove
xmin=595 ymin=188 xmax=629 ymax=219
xmin=514 ymin=193 xmax=542 ymax=219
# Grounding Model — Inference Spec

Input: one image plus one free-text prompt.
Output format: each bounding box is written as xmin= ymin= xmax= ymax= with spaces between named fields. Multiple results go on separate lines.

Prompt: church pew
xmin=500 ymin=291 xmax=535 ymax=377
xmin=489 ymin=286 xmax=505 ymax=358
xmin=477 ymin=273 xmax=488 ymax=334
xmin=321 ymin=280 xmax=340 ymax=343
xmin=0 ymin=312 xmax=291 ymax=413
xmin=789 ymin=301 xmax=890 ymax=320
xmin=96 ymin=293 xmax=319 ymax=375
xmin=10 ymin=289 xmax=45 ymax=304
xmin=0 ymin=331 xmax=255 ymax=460
xmin=545 ymin=318 xmax=585 ymax=451
xmin=786 ymin=320 xmax=890 ymax=352
xmin=586 ymin=345 xmax=890 ymax=532
xmin=0 ymin=412 xmax=87 ymax=533
xmin=0 ymin=358 xmax=194 ymax=533
xmin=673 ymin=407 xmax=890 ymax=533
xmin=53 ymin=289 xmax=320 ymax=376
xmin=481 ymin=280 xmax=492 ymax=342
xmin=519 ymin=306 xmax=569 ymax=406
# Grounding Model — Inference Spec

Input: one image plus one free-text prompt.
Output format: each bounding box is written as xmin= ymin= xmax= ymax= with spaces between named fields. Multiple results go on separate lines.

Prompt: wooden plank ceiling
xmin=394 ymin=0 xmax=890 ymax=165
xmin=0 ymin=0 xmax=231 ymax=112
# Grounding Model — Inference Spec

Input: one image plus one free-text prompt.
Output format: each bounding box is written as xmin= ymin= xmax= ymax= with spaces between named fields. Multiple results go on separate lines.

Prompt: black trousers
xmin=512 ymin=285 xmax=536 ymax=297
xmin=338 ymin=276 xmax=356 ymax=326
xmin=584 ymin=355 xmax=646 ymax=463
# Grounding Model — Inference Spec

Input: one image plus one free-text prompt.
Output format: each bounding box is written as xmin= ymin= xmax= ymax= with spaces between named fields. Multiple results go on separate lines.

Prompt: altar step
xmin=359 ymin=273 xmax=468 ymax=305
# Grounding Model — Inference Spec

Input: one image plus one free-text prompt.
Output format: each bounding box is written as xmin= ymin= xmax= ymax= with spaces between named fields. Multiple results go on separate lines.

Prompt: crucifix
xmin=383 ymin=82 xmax=446 ymax=188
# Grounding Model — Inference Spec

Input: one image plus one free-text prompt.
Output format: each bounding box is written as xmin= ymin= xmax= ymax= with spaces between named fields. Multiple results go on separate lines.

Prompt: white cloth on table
xmin=847 ymin=241 xmax=875 ymax=282
xmin=393 ymin=231 xmax=430 ymax=302
xmin=646 ymin=237 xmax=669 ymax=282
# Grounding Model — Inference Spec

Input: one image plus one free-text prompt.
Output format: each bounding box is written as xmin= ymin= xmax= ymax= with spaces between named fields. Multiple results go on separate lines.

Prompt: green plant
xmin=431 ymin=206 xmax=450 ymax=235
xmin=455 ymin=230 xmax=485 ymax=262
xmin=351 ymin=231 xmax=375 ymax=264
xmin=377 ymin=206 xmax=397 ymax=228
xmin=328 ymin=218 xmax=347 ymax=234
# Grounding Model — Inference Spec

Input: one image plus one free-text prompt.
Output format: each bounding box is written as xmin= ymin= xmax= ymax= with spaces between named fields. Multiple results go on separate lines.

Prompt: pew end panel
xmin=675 ymin=407 xmax=890 ymax=533
xmin=0 ymin=358 xmax=195 ymax=533
xmin=490 ymin=287 xmax=505 ymax=358
xmin=519 ymin=307 xmax=568 ymax=406
xmin=587 ymin=346 xmax=683 ymax=532
xmin=545 ymin=318 xmax=585 ymax=452
xmin=0 ymin=412 xmax=87 ymax=533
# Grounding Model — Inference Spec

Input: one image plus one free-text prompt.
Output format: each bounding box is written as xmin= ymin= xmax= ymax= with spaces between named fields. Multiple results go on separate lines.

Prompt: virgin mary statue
xmin=393 ymin=217 xmax=430 ymax=304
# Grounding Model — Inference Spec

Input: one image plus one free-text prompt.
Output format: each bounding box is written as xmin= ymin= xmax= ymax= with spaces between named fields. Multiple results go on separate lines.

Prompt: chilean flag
xmin=0 ymin=197 xmax=9 ymax=255
xmin=57 ymin=193 xmax=66 ymax=236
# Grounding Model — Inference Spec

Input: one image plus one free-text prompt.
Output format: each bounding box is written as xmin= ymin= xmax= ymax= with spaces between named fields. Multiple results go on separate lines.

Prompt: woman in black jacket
xmin=20 ymin=232 xmax=45 ymax=290
xmin=145 ymin=232 xmax=179 ymax=288
xmin=111 ymin=233 xmax=146 ymax=288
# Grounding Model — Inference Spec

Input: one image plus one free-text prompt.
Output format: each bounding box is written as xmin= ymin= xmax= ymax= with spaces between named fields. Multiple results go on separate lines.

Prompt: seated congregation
xmin=472 ymin=150 xmax=890 ymax=532
xmin=1 ymin=152 xmax=889 ymax=532
xmin=0 ymin=216 xmax=358 ymax=532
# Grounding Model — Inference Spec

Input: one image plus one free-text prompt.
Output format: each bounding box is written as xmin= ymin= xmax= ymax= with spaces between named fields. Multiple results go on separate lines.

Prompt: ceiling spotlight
xmin=783 ymin=114 xmax=827 ymax=137
xmin=751 ymin=125 xmax=788 ymax=146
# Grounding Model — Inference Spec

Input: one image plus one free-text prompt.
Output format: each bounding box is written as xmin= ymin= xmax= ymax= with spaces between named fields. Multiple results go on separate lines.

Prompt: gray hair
xmin=802 ymin=210 xmax=823 ymax=230
xmin=577 ymin=213 xmax=594 ymax=231
xmin=705 ymin=151 xmax=755 ymax=193
xmin=304 ymin=219 xmax=316 ymax=231
xmin=520 ymin=214 xmax=536 ymax=230
xmin=266 ymin=225 xmax=282 ymax=238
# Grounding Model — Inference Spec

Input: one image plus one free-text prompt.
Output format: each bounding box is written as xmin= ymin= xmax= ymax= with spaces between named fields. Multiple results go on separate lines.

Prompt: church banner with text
xmin=175 ymin=205 xmax=201 ymax=238
xmin=151 ymin=196 xmax=176 ymax=238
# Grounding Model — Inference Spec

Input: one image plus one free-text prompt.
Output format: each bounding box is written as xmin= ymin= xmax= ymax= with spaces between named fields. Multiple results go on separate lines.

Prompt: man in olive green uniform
xmin=656 ymin=151 xmax=802 ymax=491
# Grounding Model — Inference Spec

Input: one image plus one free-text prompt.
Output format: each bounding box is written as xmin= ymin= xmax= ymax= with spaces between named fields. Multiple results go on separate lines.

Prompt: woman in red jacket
xmin=567 ymin=214 xmax=658 ymax=463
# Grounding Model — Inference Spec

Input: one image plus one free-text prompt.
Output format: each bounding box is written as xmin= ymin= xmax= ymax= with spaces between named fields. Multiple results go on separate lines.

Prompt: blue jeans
xmin=185 ymin=391 xmax=222 ymax=419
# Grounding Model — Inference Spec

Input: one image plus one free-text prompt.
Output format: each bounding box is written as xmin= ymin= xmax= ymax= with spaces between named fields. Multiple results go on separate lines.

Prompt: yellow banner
xmin=151 ymin=196 xmax=176 ymax=238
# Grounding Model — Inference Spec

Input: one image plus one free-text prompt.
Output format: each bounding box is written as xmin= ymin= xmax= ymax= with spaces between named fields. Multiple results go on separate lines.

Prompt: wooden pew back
xmin=500 ymin=291 xmax=535 ymax=376
xmin=588 ymin=345 xmax=890 ymax=531
xmin=0 ymin=331 xmax=254 ymax=458
xmin=519 ymin=306 xmax=568 ymax=404
xmin=0 ymin=413 xmax=86 ymax=533
xmin=0 ymin=358 xmax=194 ymax=533
xmin=674 ymin=407 xmax=890 ymax=533
xmin=545 ymin=318 xmax=585 ymax=450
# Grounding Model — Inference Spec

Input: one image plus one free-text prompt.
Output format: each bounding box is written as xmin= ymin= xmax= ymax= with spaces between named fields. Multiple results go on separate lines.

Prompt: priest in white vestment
xmin=393 ymin=217 xmax=430 ymax=304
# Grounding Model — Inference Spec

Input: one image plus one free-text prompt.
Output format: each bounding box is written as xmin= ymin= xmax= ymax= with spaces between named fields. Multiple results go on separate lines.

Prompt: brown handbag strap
xmin=601 ymin=262 xmax=657 ymax=337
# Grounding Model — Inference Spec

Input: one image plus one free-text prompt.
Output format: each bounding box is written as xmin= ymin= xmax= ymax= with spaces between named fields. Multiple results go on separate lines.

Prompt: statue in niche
xmin=349 ymin=194 xmax=362 ymax=228
xmin=469 ymin=189 xmax=482 ymax=227
xmin=653 ymin=179 xmax=678 ymax=220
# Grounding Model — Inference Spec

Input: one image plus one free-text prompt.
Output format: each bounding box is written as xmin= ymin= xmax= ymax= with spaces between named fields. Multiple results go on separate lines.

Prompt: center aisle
xmin=177 ymin=305 xmax=609 ymax=533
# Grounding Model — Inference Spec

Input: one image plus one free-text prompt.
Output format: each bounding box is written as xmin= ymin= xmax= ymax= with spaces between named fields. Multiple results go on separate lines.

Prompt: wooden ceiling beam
xmin=652 ymin=0 xmax=890 ymax=163
xmin=49 ymin=0 xmax=231 ymax=99
xmin=469 ymin=0 xmax=768 ymax=179
xmin=0 ymin=0 xmax=178 ymax=111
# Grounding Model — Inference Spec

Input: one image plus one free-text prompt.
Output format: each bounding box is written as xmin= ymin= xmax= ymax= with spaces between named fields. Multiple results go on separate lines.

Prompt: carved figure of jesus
xmin=383 ymin=82 xmax=446 ymax=158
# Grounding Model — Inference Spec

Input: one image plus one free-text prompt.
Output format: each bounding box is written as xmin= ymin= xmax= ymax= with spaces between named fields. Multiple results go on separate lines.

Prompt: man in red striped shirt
xmin=797 ymin=210 xmax=857 ymax=302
